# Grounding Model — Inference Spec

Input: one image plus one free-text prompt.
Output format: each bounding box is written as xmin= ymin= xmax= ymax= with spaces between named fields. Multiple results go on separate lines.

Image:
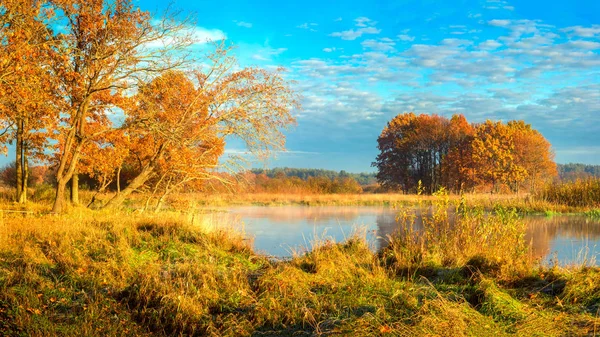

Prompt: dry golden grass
xmin=0 ymin=196 xmax=598 ymax=336
xmin=172 ymin=191 xmax=521 ymax=207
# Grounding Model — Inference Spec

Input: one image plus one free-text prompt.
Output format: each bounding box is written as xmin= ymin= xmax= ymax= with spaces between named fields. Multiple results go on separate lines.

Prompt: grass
xmin=536 ymin=178 xmax=600 ymax=209
xmin=4 ymin=182 xmax=594 ymax=216
xmin=0 ymin=195 xmax=599 ymax=336
xmin=152 ymin=191 xmax=597 ymax=215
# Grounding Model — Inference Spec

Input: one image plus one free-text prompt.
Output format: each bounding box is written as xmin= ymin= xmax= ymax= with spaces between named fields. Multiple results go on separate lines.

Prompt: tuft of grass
xmin=380 ymin=191 xmax=533 ymax=281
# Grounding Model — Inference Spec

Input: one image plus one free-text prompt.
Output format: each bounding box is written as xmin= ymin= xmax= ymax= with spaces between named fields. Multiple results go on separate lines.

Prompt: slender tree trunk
xmin=116 ymin=166 xmax=121 ymax=194
xmin=154 ymin=177 xmax=172 ymax=213
xmin=71 ymin=168 xmax=79 ymax=205
xmin=15 ymin=119 xmax=23 ymax=203
xmin=52 ymin=155 xmax=82 ymax=213
xmin=154 ymin=193 xmax=167 ymax=213
xmin=142 ymin=194 xmax=154 ymax=213
xmin=20 ymin=150 xmax=28 ymax=203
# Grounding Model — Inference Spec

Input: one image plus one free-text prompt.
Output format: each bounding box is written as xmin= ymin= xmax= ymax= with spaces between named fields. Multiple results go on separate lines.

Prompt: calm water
xmin=206 ymin=206 xmax=600 ymax=265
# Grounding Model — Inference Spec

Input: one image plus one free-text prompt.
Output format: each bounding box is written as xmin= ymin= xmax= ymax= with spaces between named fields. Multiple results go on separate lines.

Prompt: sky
xmin=17 ymin=0 xmax=600 ymax=173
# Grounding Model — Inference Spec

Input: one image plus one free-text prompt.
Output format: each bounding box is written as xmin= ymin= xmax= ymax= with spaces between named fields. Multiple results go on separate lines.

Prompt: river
xmin=203 ymin=206 xmax=600 ymax=265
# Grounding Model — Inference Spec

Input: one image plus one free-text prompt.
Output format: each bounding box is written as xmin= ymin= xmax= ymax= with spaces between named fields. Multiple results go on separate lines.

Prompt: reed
xmin=536 ymin=178 xmax=600 ymax=209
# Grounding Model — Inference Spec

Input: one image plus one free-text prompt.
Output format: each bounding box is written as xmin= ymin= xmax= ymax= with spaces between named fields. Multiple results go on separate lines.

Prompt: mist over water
xmin=206 ymin=206 xmax=600 ymax=265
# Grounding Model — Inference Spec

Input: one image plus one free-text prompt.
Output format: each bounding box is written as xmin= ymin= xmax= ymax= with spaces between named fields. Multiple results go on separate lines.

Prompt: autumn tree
xmin=48 ymin=0 xmax=192 ymax=212
xmin=507 ymin=120 xmax=557 ymax=192
xmin=373 ymin=113 xmax=453 ymax=193
xmin=373 ymin=113 xmax=416 ymax=192
xmin=103 ymin=46 xmax=298 ymax=209
xmin=441 ymin=114 xmax=475 ymax=192
xmin=0 ymin=0 xmax=58 ymax=203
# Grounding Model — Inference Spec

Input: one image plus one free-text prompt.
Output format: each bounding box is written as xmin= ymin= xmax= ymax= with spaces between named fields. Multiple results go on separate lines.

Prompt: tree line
xmin=0 ymin=0 xmax=298 ymax=212
xmin=558 ymin=164 xmax=600 ymax=181
xmin=251 ymin=168 xmax=377 ymax=186
xmin=373 ymin=113 xmax=557 ymax=194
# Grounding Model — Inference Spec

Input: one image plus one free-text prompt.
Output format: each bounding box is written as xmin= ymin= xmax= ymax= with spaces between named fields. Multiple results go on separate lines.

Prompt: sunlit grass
xmin=536 ymin=178 xmax=600 ymax=209
xmin=0 ymin=197 xmax=598 ymax=336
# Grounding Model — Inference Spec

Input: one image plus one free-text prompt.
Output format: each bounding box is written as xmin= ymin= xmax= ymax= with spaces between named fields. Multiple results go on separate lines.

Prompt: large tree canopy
xmin=373 ymin=113 xmax=557 ymax=193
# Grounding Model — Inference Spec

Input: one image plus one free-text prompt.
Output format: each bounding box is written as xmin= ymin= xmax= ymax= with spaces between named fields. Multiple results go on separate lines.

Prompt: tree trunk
xmin=103 ymin=143 xmax=166 ymax=209
xmin=116 ymin=166 xmax=121 ymax=194
xmin=154 ymin=177 xmax=172 ymax=213
xmin=103 ymin=164 xmax=154 ymax=209
xmin=19 ymin=151 xmax=28 ymax=203
xmin=53 ymin=180 xmax=68 ymax=213
xmin=15 ymin=119 xmax=23 ymax=203
xmin=71 ymin=168 xmax=79 ymax=205
xmin=154 ymin=193 xmax=167 ymax=213
xmin=51 ymin=99 xmax=89 ymax=213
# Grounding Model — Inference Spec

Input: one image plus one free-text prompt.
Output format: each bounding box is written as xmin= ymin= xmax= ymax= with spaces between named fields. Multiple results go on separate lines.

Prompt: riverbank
xmin=0 ymin=208 xmax=598 ymax=336
xmin=170 ymin=192 xmax=597 ymax=215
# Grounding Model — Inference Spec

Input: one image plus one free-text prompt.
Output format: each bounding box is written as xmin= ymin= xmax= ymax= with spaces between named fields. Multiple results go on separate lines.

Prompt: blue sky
xmin=67 ymin=1 xmax=600 ymax=172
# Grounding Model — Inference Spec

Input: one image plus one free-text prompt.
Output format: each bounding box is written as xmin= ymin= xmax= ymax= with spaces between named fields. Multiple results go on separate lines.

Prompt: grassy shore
xmin=166 ymin=192 xmax=596 ymax=215
xmin=0 ymin=200 xmax=598 ymax=336
xmin=8 ymin=183 xmax=596 ymax=215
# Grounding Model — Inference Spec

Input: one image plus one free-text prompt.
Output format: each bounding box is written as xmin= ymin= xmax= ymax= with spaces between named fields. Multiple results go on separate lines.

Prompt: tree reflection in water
xmin=208 ymin=206 xmax=600 ymax=265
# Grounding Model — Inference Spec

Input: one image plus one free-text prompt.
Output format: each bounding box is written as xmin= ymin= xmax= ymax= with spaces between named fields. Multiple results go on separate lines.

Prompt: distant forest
xmin=251 ymin=168 xmax=377 ymax=186
xmin=251 ymin=163 xmax=600 ymax=187
xmin=558 ymin=163 xmax=600 ymax=180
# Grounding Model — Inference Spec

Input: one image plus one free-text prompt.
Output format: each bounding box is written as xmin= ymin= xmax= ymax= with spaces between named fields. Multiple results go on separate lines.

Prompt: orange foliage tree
xmin=470 ymin=120 xmax=526 ymax=192
xmin=0 ymin=0 xmax=59 ymax=203
xmin=103 ymin=47 xmax=298 ymax=209
xmin=442 ymin=114 xmax=475 ymax=192
xmin=47 ymin=0 xmax=192 ymax=212
xmin=507 ymin=120 xmax=557 ymax=192
xmin=374 ymin=113 xmax=557 ymax=194
xmin=374 ymin=113 xmax=463 ymax=193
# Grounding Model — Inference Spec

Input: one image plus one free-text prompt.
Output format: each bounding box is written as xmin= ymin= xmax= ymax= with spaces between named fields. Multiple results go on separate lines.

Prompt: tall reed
xmin=536 ymin=178 xmax=600 ymax=209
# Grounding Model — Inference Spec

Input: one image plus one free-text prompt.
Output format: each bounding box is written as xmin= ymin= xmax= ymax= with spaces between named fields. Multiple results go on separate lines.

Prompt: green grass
xmin=0 ymin=203 xmax=598 ymax=336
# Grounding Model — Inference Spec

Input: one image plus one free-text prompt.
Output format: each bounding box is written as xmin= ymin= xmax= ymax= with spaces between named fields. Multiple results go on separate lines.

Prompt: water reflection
xmin=206 ymin=206 xmax=600 ymax=265
xmin=525 ymin=215 xmax=600 ymax=265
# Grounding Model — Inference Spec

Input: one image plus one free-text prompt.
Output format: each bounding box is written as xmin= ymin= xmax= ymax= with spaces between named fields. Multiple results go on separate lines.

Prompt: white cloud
xmin=362 ymin=39 xmax=396 ymax=52
xmin=562 ymin=25 xmax=600 ymax=37
xmin=297 ymin=23 xmax=318 ymax=31
xmin=330 ymin=16 xmax=381 ymax=40
xmin=488 ymin=19 xmax=511 ymax=27
xmin=252 ymin=47 xmax=288 ymax=61
xmin=478 ymin=39 xmax=502 ymax=50
xmin=398 ymin=34 xmax=415 ymax=42
xmin=567 ymin=40 xmax=600 ymax=50
xmin=144 ymin=25 xmax=226 ymax=48
xmin=330 ymin=27 xmax=381 ymax=40
xmin=354 ymin=17 xmax=374 ymax=27
xmin=234 ymin=21 xmax=252 ymax=28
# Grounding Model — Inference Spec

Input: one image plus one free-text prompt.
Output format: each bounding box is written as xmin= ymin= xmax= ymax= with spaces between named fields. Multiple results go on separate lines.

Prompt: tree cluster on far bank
xmin=373 ymin=113 xmax=557 ymax=194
